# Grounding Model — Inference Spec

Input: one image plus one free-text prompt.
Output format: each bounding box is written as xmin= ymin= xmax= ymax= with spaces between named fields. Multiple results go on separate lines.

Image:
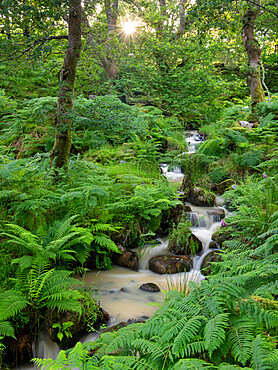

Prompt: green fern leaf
xmin=204 ymin=313 xmax=230 ymax=356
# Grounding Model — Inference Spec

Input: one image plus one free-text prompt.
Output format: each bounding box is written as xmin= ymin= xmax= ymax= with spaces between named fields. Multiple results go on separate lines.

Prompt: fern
xmin=172 ymin=358 xmax=216 ymax=369
xmin=204 ymin=313 xmax=230 ymax=356
xmin=227 ymin=316 xmax=255 ymax=366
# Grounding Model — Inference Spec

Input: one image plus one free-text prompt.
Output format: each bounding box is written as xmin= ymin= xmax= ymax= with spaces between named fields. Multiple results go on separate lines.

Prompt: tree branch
xmin=0 ymin=35 xmax=68 ymax=62
xmin=245 ymin=0 xmax=278 ymax=17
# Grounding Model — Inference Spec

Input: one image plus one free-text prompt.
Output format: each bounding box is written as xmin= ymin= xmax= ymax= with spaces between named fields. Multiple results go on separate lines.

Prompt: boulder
xmin=208 ymin=240 xmax=219 ymax=249
xmin=149 ymin=255 xmax=191 ymax=274
xmin=140 ymin=283 xmax=160 ymax=292
xmin=201 ymin=251 xmax=222 ymax=276
xmin=186 ymin=187 xmax=216 ymax=207
xmin=46 ymin=306 xmax=109 ymax=350
xmin=159 ymin=203 xmax=191 ymax=235
xmin=169 ymin=232 xmax=202 ymax=255
xmin=113 ymin=249 xmax=139 ymax=271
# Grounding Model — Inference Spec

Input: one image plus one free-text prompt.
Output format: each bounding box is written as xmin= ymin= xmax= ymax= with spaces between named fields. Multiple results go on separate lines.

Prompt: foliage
xmin=35 ymin=279 xmax=278 ymax=369
xmin=2 ymin=216 xmax=98 ymax=269
xmin=52 ymin=321 xmax=74 ymax=342
xmin=0 ymin=89 xmax=16 ymax=117
xmin=0 ymin=261 xmax=83 ymax=340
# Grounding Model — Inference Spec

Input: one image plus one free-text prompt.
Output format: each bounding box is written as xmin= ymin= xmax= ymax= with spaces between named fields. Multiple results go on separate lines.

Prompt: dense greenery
xmin=0 ymin=0 xmax=278 ymax=368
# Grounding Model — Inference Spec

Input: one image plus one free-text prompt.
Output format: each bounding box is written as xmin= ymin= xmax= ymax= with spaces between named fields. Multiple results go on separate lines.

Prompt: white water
xmin=20 ymin=130 xmax=226 ymax=368
xmin=137 ymin=238 xmax=170 ymax=270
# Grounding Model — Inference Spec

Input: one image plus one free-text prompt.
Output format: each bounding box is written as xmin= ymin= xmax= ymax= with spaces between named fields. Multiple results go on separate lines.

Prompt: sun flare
xmin=122 ymin=20 xmax=138 ymax=35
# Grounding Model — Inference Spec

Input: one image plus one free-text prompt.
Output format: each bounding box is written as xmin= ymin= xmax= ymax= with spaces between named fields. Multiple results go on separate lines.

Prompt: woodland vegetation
xmin=0 ymin=0 xmax=278 ymax=369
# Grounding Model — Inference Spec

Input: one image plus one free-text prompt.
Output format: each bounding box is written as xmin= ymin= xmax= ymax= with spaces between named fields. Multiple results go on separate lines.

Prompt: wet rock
xmin=113 ymin=249 xmax=139 ymax=271
xmin=46 ymin=306 xmax=109 ymax=350
xmin=159 ymin=203 xmax=189 ymax=235
xmin=140 ymin=283 xmax=160 ymax=292
xmin=149 ymin=256 xmax=191 ymax=274
xmin=201 ymin=251 xmax=222 ymax=276
xmin=207 ymin=208 xmax=225 ymax=221
xmin=212 ymin=179 xmax=236 ymax=195
xmin=2 ymin=329 xmax=33 ymax=368
xmin=208 ymin=240 xmax=219 ymax=249
xmin=102 ymin=321 xmax=128 ymax=333
xmin=120 ymin=287 xmax=129 ymax=293
xmin=186 ymin=187 xmax=216 ymax=207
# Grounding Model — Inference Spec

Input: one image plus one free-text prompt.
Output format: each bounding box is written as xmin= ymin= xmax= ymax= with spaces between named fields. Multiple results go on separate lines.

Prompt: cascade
xmin=20 ymin=130 xmax=227 ymax=368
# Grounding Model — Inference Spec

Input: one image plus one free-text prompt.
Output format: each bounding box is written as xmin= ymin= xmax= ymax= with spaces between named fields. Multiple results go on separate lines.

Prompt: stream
xmin=19 ymin=131 xmax=227 ymax=369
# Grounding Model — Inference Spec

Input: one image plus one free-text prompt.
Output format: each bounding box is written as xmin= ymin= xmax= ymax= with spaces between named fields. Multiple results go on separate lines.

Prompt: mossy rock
xmin=46 ymin=297 xmax=109 ymax=350
xmin=211 ymin=228 xmax=231 ymax=249
xmin=201 ymin=251 xmax=222 ymax=276
xmin=159 ymin=203 xmax=191 ymax=236
xmin=112 ymin=248 xmax=139 ymax=271
xmin=149 ymin=255 xmax=191 ymax=274
xmin=168 ymin=221 xmax=202 ymax=255
xmin=186 ymin=187 xmax=216 ymax=207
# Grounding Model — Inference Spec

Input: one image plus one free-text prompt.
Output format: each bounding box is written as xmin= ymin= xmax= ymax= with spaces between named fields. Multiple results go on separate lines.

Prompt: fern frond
xmin=251 ymin=335 xmax=278 ymax=370
xmin=172 ymin=358 xmax=217 ymax=369
xmin=0 ymin=320 xmax=15 ymax=338
xmin=227 ymin=317 xmax=254 ymax=365
xmin=101 ymin=355 xmax=157 ymax=370
xmin=204 ymin=313 xmax=230 ymax=356
xmin=0 ymin=290 xmax=29 ymax=321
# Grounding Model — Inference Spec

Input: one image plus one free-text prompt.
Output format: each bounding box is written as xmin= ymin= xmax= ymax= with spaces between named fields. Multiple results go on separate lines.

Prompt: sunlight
xmin=122 ymin=19 xmax=138 ymax=35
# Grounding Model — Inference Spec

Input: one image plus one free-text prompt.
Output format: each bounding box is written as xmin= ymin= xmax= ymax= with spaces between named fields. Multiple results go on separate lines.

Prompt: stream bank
xmin=19 ymin=131 xmax=227 ymax=369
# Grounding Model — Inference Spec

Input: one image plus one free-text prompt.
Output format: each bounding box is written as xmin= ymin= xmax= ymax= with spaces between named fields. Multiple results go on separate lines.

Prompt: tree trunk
xmin=104 ymin=0 xmax=118 ymax=33
xmin=156 ymin=0 xmax=167 ymax=38
xmin=178 ymin=0 xmax=186 ymax=35
xmin=50 ymin=0 xmax=82 ymax=169
xmin=242 ymin=6 xmax=265 ymax=111
xmin=82 ymin=2 xmax=119 ymax=79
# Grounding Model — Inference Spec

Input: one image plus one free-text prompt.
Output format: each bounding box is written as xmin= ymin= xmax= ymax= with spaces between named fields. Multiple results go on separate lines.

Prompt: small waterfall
xmin=138 ymin=238 xmax=169 ymax=270
xmin=160 ymin=164 xmax=184 ymax=182
xmin=185 ymin=131 xmax=204 ymax=153
xmin=188 ymin=211 xmax=214 ymax=229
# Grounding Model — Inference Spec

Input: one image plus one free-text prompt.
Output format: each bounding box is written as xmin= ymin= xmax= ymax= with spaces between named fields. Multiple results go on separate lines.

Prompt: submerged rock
xmin=149 ymin=255 xmax=191 ymax=274
xmin=140 ymin=283 xmax=160 ymax=292
xmin=186 ymin=187 xmax=216 ymax=207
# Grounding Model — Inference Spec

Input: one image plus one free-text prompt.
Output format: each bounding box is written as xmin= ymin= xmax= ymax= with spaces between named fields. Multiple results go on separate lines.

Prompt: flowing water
xmin=20 ymin=131 xmax=226 ymax=368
